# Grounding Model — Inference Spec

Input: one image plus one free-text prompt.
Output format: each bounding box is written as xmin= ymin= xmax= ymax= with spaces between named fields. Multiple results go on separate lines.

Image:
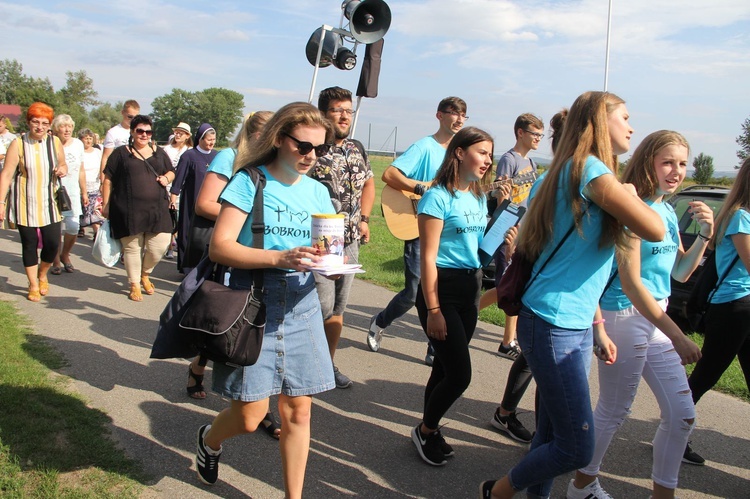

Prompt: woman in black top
xmin=102 ymin=115 xmax=175 ymax=301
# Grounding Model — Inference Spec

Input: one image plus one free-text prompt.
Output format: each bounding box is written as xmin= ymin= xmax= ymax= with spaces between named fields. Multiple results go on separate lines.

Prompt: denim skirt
xmin=211 ymin=269 xmax=335 ymax=401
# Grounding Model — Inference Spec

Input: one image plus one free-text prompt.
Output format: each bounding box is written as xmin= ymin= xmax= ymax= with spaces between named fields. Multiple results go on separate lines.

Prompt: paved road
xmin=0 ymin=229 xmax=748 ymax=498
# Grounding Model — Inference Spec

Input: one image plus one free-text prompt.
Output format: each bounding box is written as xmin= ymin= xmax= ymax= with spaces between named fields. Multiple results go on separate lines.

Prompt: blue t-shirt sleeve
xmin=392 ymin=141 xmax=425 ymax=179
xmin=725 ymin=208 xmax=750 ymax=238
xmin=220 ymin=169 xmax=256 ymax=213
xmin=581 ymin=157 xmax=612 ymax=200
xmin=418 ymin=188 xmax=448 ymax=219
xmin=208 ymin=148 xmax=236 ymax=179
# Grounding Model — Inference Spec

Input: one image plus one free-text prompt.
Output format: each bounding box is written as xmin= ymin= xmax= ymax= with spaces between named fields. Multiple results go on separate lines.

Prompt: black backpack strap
xmin=243 ymin=166 xmax=266 ymax=299
xmin=709 ymin=253 xmax=741 ymax=303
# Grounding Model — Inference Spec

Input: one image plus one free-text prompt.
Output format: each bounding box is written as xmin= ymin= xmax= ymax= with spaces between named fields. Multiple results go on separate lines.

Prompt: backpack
xmin=686 ymin=251 xmax=739 ymax=333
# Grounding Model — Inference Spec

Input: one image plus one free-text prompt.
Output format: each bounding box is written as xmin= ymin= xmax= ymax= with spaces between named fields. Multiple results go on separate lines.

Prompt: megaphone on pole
xmin=342 ymin=0 xmax=391 ymax=44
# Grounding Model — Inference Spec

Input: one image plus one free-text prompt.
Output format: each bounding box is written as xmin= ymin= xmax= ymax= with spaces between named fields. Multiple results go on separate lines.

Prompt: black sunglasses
xmin=135 ymin=128 xmax=153 ymax=136
xmin=283 ymin=133 xmax=330 ymax=157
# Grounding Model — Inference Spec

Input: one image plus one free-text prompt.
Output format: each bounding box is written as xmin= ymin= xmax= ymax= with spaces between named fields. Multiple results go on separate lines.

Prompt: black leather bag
xmin=179 ymin=276 xmax=266 ymax=367
xmin=56 ymin=179 xmax=73 ymax=213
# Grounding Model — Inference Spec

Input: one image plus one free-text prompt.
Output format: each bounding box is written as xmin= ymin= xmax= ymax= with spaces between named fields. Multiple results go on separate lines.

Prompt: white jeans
xmin=580 ymin=300 xmax=695 ymax=489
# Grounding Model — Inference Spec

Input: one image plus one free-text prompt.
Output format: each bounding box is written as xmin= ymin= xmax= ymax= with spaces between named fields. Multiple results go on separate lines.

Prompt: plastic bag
xmin=92 ymin=220 xmax=122 ymax=267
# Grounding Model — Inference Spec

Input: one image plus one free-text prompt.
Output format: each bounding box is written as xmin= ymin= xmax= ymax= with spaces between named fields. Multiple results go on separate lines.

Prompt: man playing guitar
xmin=367 ymin=97 xmax=468 ymax=366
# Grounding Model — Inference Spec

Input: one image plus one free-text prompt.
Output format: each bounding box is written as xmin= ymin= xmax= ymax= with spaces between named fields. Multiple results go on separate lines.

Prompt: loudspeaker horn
xmin=342 ymin=0 xmax=391 ymax=44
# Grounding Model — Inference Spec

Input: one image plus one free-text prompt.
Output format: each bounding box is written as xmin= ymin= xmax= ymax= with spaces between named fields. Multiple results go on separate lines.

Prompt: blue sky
xmin=3 ymin=0 xmax=749 ymax=169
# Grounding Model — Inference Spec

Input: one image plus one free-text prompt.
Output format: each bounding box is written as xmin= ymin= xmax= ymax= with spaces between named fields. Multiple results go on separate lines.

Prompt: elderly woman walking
xmin=0 ymin=102 xmax=68 ymax=301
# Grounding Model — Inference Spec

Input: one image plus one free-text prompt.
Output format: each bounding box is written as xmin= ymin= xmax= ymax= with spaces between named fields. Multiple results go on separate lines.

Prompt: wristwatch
xmin=360 ymin=215 xmax=370 ymax=223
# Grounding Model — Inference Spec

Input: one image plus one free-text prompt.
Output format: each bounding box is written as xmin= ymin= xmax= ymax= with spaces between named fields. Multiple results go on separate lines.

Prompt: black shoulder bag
xmin=686 ymin=251 xmax=739 ymax=333
xmin=151 ymin=167 xmax=267 ymax=367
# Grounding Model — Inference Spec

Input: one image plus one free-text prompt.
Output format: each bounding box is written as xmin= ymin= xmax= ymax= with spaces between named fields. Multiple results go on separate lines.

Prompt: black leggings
xmin=17 ymin=223 xmax=61 ymax=267
xmin=689 ymin=295 xmax=750 ymax=404
xmin=416 ymin=268 xmax=481 ymax=429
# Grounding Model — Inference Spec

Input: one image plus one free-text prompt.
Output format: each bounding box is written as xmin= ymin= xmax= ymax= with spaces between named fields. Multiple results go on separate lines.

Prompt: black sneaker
xmin=434 ymin=428 xmax=454 ymax=457
xmin=490 ymin=409 xmax=532 ymax=443
xmin=479 ymin=480 xmax=497 ymax=499
xmin=411 ymin=424 xmax=447 ymax=466
xmin=196 ymin=424 xmax=222 ymax=485
xmin=682 ymin=441 xmax=705 ymax=465
xmin=496 ymin=341 xmax=521 ymax=360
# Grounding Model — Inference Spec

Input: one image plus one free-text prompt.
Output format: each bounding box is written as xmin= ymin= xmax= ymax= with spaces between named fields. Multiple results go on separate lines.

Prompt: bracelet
xmin=697 ymin=233 xmax=710 ymax=242
xmin=427 ymin=306 xmax=440 ymax=311
xmin=360 ymin=215 xmax=370 ymax=223
xmin=592 ymin=319 xmax=606 ymax=326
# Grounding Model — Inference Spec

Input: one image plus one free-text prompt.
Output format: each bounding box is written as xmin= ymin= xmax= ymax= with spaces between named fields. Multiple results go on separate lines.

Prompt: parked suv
xmin=667 ymin=185 xmax=729 ymax=325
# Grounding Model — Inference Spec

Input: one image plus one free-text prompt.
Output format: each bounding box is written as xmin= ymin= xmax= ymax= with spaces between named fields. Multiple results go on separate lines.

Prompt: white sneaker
xmin=566 ymin=478 xmax=613 ymax=499
xmin=366 ymin=315 xmax=383 ymax=352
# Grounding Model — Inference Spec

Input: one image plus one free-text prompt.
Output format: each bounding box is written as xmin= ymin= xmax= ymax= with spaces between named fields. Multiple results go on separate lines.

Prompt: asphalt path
xmin=0 ymin=229 xmax=748 ymax=498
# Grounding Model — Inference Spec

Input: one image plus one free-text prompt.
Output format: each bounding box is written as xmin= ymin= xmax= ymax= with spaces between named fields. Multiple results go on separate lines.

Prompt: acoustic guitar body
xmin=381 ymin=184 xmax=423 ymax=241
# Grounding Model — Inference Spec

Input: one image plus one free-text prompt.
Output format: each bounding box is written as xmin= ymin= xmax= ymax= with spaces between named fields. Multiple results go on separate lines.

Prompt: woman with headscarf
xmin=169 ymin=123 xmax=217 ymax=273
xmin=0 ymin=102 xmax=67 ymax=301
xmin=101 ymin=115 xmax=175 ymax=301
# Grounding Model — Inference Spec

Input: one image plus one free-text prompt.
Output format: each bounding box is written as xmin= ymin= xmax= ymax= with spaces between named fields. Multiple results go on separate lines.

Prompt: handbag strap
xmin=708 ymin=253 xmax=740 ymax=304
xmin=245 ymin=166 xmax=267 ymax=299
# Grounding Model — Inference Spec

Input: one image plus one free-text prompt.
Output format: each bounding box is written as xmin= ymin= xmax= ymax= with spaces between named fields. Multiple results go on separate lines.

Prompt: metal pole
xmin=603 ymin=0 xmax=613 ymax=91
xmin=351 ymin=95 xmax=363 ymax=138
xmin=308 ymin=26 xmax=330 ymax=103
xmin=368 ymin=123 xmax=372 ymax=150
xmin=394 ymin=126 xmax=398 ymax=159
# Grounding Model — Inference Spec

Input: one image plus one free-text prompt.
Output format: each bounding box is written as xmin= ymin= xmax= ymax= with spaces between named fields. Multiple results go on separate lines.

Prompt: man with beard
xmin=367 ymin=96 xmax=468 ymax=366
xmin=310 ymin=86 xmax=375 ymax=388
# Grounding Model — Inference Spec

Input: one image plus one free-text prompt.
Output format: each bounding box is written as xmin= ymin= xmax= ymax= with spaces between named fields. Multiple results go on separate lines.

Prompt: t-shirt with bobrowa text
xmin=600 ymin=200 xmax=679 ymax=311
xmin=220 ymin=166 xmax=335 ymax=267
xmin=417 ymin=185 xmax=487 ymax=269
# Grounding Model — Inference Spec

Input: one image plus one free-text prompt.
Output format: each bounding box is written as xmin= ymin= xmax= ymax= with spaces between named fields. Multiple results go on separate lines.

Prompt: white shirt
xmin=103 ymin=124 xmax=130 ymax=150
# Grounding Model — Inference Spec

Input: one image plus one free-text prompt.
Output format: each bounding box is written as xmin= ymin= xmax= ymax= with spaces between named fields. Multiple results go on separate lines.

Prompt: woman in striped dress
xmin=0 ymin=102 xmax=68 ymax=301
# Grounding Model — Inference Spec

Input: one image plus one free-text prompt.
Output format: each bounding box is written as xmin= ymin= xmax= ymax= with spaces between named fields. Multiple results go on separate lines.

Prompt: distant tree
xmin=150 ymin=87 xmax=244 ymax=147
xmin=737 ymin=117 xmax=750 ymax=167
xmin=692 ymin=153 xmax=714 ymax=184
xmin=150 ymin=89 xmax=198 ymax=143
xmin=0 ymin=59 xmax=59 ymax=123
xmin=193 ymin=88 xmax=244 ymax=147
xmin=57 ymin=70 xmax=100 ymax=131
xmin=88 ymin=102 xmax=123 ymax=137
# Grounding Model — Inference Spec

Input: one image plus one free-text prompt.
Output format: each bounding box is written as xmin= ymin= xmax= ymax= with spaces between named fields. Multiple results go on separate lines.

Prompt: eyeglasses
xmin=328 ymin=107 xmax=354 ymax=116
xmin=441 ymin=110 xmax=469 ymax=120
xmin=29 ymin=119 xmax=50 ymax=128
xmin=524 ymin=129 xmax=544 ymax=139
xmin=135 ymin=128 xmax=153 ymax=136
xmin=283 ymin=133 xmax=331 ymax=157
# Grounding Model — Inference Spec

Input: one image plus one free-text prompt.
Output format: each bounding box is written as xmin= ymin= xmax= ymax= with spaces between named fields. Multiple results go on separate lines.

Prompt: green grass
xmin=0 ymin=300 xmax=146 ymax=498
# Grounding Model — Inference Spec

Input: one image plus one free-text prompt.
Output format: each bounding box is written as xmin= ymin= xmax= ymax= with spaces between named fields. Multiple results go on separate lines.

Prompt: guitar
xmin=381 ymin=170 xmax=538 ymax=241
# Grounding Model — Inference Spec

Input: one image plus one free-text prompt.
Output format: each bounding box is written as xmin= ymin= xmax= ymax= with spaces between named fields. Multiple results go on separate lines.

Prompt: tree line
xmin=0 ymin=59 xmax=244 ymax=147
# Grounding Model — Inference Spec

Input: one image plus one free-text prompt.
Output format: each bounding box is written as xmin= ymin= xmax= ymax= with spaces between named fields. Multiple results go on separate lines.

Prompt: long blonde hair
xmin=711 ymin=156 xmax=750 ymax=249
xmin=233 ymin=104 xmax=331 ymax=174
xmin=518 ymin=91 xmax=625 ymax=259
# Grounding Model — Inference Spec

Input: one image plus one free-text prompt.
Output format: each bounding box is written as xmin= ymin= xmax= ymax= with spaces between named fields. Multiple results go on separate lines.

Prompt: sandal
xmin=63 ymin=262 xmax=75 ymax=273
xmin=141 ymin=276 xmax=155 ymax=295
xmin=39 ymin=280 xmax=49 ymax=296
xmin=261 ymin=412 xmax=281 ymax=440
xmin=27 ymin=287 xmax=41 ymax=302
xmin=187 ymin=366 xmax=206 ymax=399
xmin=50 ymin=267 xmax=62 ymax=275
xmin=128 ymin=283 xmax=143 ymax=301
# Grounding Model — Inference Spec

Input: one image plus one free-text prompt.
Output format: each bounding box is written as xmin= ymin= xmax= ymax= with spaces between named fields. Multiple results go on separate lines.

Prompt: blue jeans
xmin=509 ymin=307 xmax=595 ymax=498
xmin=375 ymin=238 xmax=420 ymax=328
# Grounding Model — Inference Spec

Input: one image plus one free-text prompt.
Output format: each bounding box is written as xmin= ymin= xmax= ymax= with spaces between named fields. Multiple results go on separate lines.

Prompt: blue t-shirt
xmin=418 ymin=186 xmax=487 ymax=269
xmin=522 ymin=156 xmax=615 ymax=329
xmin=392 ymin=135 xmax=446 ymax=182
xmin=600 ymin=200 xmax=679 ymax=310
xmin=220 ymin=166 xmax=335 ymax=261
xmin=711 ymin=208 xmax=750 ymax=304
xmin=207 ymin=148 xmax=237 ymax=179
